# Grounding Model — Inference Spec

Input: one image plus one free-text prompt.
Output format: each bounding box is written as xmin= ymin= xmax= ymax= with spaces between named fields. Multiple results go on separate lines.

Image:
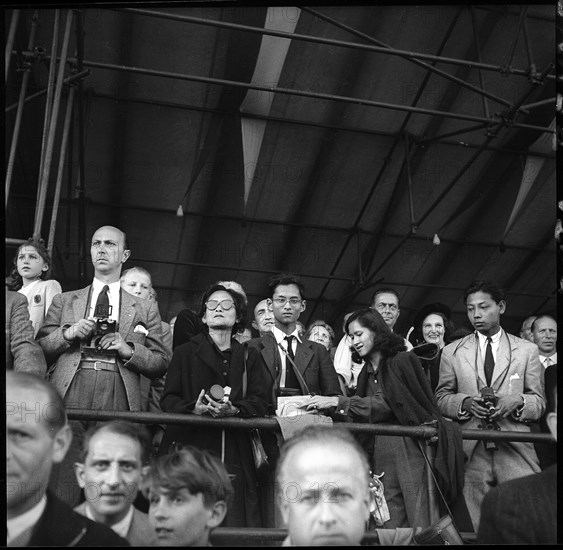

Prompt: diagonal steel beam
xmin=300 ymin=5 xmax=512 ymax=110
xmin=118 ymin=7 xmax=555 ymax=80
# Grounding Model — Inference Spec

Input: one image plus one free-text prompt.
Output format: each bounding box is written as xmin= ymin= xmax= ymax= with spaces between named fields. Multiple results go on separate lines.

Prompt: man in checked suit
xmin=247 ymin=273 xmax=341 ymax=527
xmin=435 ymin=280 xmax=545 ymax=532
xmin=37 ymin=225 xmax=169 ymax=506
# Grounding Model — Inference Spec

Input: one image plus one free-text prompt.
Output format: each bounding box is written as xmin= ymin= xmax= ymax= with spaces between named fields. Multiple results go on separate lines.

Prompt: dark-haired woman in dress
xmin=305 ymin=308 xmax=465 ymax=530
xmin=159 ymin=283 xmax=271 ymax=527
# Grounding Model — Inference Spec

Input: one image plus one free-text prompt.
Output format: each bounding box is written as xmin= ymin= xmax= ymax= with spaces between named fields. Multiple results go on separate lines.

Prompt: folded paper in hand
xmin=276 ymin=395 xmax=318 ymax=417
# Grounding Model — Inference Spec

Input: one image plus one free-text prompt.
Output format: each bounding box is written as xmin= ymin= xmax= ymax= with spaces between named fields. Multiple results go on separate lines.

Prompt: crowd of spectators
xmin=5 ymin=224 xmax=557 ymax=546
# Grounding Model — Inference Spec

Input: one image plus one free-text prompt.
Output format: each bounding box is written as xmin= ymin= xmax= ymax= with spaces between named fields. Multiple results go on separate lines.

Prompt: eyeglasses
xmin=273 ymin=297 xmax=302 ymax=307
xmin=375 ymin=303 xmax=398 ymax=312
xmin=206 ymin=299 xmax=235 ymax=311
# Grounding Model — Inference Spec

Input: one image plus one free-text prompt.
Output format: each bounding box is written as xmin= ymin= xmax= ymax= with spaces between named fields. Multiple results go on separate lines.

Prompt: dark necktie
xmin=484 ymin=337 xmax=494 ymax=385
xmin=94 ymin=285 xmax=110 ymax=317
xmin=283 ymin=335 xmax=299 ymax=389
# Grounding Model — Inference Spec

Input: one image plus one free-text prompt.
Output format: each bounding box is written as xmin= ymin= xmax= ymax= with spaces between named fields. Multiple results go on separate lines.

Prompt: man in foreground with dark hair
xmin=144 ymin=446 xmax=232 ymax=546
xmin=436 ymin=279 xmax=545 ymax=532
xmin=73 ymin=421 xmax=155 ymax=545
xmin=6 ymin=371 xmax=129 ymax=546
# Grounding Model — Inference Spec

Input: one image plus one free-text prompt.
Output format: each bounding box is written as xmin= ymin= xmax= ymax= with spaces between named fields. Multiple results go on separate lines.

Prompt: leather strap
xmin=277 ymin=341 xmax=312 ymax=395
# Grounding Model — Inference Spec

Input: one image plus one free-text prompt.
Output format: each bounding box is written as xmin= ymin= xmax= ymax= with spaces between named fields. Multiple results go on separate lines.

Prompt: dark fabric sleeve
xmin=160 ymin=345 xmax=195 ymax=414
xmin=233 ymin=345 xmax=271 ymax=417
xmin=172 ymin=309 xmax=204 ymax=349
xmin=317 ymin=342 xmax=344 ymax=396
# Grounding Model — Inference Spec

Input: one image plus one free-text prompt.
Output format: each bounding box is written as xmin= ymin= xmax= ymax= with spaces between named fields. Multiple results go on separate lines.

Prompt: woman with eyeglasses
xmin=303 ymin=308 xmax=466 ymax=531
xmin=158 ymin=283 xmax=271 ymax=528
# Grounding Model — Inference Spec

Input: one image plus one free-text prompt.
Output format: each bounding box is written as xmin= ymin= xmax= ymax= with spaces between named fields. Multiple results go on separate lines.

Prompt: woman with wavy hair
xmin=159 ymin=283 xmax=271 ymax=527
xmin=407 ymin=303 xmax=456 ymax=393
xmin=305 ymin=308 xmax=466 ymax=530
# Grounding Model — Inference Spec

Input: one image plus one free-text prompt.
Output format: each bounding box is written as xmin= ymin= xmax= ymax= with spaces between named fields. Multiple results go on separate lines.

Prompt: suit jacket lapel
xmin=195 ymin=334 xmax=225 ymax=378
xmin=119 ymin=289 xmax=135 ymax=337
xmin=491 ymin=330 xmax=511 ymax=389
xmin=460 ymin=334 xmax=486 ymax=389
xmin=294 ymin=339 xmax=313 ymax=375
xmin=260 ymin=332 xmax=279 ymax=382
xmin=73 ymin=286 xmax=91 ymax=323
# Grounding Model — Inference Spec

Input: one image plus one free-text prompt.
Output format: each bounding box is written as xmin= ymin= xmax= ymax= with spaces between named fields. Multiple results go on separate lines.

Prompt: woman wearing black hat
xmin=408 ymin=303 xmax=455 ymax=392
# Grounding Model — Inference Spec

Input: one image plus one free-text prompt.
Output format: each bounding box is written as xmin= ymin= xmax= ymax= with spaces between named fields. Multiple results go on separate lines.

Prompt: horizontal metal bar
xmin=18 ymin=51 xmax=555 ymax=132
xmin=5 ymin=69 xmax=91 ymax=113
xmin=87 ymin=90 xmax=555 ymax=158
xmin=209 ymin=527 xmax=477 ymax=544
xmin=519 ymin=97 xmax=555 ymax=111
xmin=65 ymin=409 xmax=555 ymax=443
xmin=5 ymin=238 xmax=29 ymax=246
xmin=119 ymin=7 xmax=555 ymax=80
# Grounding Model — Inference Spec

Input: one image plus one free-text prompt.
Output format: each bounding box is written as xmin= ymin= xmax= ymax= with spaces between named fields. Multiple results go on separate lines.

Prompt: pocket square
xmin=134 ymin=324 xmax=149 ymax=335
xmin=509 ymin=373 xmax=520 ymax=381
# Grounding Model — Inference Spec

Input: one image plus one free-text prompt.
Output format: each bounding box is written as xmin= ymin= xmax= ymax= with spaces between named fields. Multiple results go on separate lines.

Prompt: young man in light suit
xmin=435 ymin=280 xmax=545 ymax=532
xmin=37 ymin=225 xmax=170 ymax=506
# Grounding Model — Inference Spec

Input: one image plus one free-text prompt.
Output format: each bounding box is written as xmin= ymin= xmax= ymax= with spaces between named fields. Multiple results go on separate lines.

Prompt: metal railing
xmin=66 ymin=408 xmax=555 ymax=444
xmin=65 ymin=408 xmax=552 ymax=545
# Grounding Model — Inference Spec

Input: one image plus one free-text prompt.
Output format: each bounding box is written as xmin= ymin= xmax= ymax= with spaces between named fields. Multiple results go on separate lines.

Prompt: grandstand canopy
xmin=5 ymin=4 xmax=558 ymax=338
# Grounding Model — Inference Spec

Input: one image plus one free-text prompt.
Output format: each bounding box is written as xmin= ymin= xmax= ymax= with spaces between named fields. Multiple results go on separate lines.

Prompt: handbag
xmin=249 ymin=427 xmax=270 ymax=473
xmin=413 ymin=440 xmax=464 ymax=545
xmin=243 ymin=344 xmax=270 ymax=472
xmin=413 ymin=514 xmax=464 ymax=545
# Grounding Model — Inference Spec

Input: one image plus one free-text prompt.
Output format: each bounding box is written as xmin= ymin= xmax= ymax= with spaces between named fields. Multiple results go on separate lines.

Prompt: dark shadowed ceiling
xmin=5 ymin=3 xmax=558 ymax=340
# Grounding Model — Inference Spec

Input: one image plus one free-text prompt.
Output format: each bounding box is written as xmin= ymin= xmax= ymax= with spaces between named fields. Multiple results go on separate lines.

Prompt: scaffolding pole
xmin=47 ymin=87 xmax=75 ymax=253
xmin=18 ymin=51 xmax=552 ymax=134
xmin=120 ymin=7 xmax=555 ymax=80
xmin=5 ymin=10 xmax=39 ymax=210
xmin=33 ymin=9 xmax=74 ymax=241
xmin=5 ymin=69 xmax=90 ymax=113
xmin=36 ymin=9 xmax=61 ymax=208
xmin=300 ymin=5 xmax=511 ymax=109
xmin=5 ymin=9 xmax=20 ymax=82
xmin=470 ymin=7 xmax=491 ymax=122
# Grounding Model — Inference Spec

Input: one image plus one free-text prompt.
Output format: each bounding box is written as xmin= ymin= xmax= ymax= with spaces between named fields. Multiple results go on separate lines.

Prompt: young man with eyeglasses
xmin=247 ymin=273 xmax=341 ymax=528
xmin=248 ymin=273 xmax=341 ymax=405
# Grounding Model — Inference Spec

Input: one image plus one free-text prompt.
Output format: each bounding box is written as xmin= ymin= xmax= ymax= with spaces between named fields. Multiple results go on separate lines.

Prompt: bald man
xmin=38 ymin=225 xmax=169 ymax=506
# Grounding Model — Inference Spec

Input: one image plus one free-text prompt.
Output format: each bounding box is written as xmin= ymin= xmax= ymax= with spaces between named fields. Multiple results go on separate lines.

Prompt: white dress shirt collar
xmin=476 ymin=328 xmax=502 ymax=345
xmin=540 ymin=352 xmax=557 ymax=368
xmin=271 ymin=325 xmax=302 ymax=344
xmin=85 ymin=503 xmax=133 ymax=539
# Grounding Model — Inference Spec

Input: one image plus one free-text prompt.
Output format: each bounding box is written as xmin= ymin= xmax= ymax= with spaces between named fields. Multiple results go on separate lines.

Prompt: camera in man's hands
xmin=480 ymin=386 xmax=497 ymax=417
xmin=92 ymin=304 xmax=116 ymax=349
xmin=478 ymin=386 xmax=501 ymax=450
